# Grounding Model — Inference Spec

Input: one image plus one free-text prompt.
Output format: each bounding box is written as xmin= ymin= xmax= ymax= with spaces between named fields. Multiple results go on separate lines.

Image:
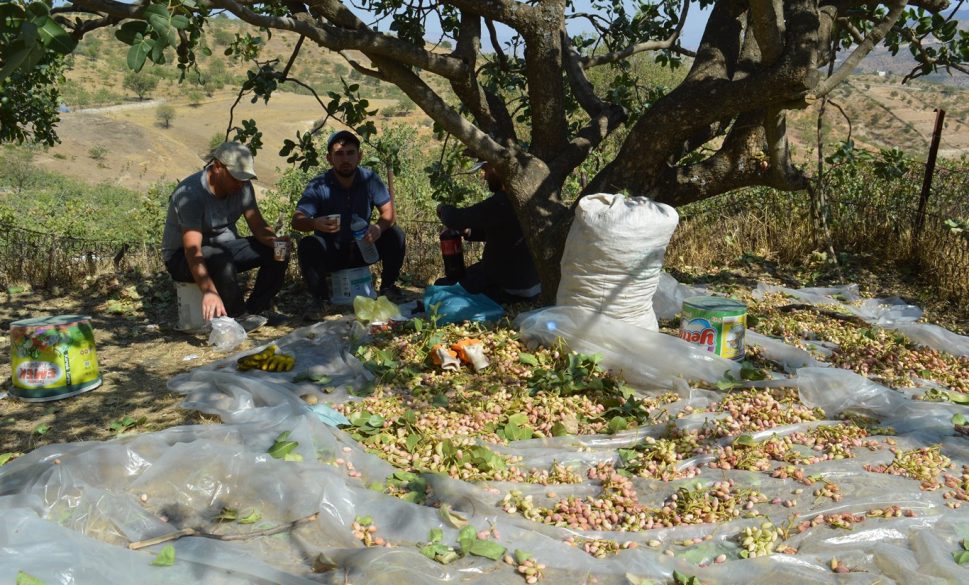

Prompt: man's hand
xmin=315 ymin=215 xmax=341 ymax=234
xmin=363 ymin=224 xmax=381 ymax=243
xmin=202 ymin=290 xmax=227 ymax=321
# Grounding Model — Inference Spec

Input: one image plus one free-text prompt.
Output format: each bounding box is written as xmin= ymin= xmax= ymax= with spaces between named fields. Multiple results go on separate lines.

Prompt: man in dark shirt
xmin=436 ymin=161 xmax=541 ymax=302
xmin=291 ymin=131 xmax=406 ymax=308
xmin=161 ymin=142 xmax=287 ymax=328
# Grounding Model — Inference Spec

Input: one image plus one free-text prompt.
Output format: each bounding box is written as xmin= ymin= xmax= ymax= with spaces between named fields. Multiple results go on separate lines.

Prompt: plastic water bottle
xmin=350 ymin=215 xmax=380 ymax=264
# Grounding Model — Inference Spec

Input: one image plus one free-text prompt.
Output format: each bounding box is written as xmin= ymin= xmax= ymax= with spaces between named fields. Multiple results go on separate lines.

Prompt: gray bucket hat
xmin=209 ymin=142 xmax=257 ymax=181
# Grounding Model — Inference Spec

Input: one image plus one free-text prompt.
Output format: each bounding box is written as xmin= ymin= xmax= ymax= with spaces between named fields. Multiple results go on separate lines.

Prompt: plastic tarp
xmin=3 ymin=282 xmax=969 ymax=585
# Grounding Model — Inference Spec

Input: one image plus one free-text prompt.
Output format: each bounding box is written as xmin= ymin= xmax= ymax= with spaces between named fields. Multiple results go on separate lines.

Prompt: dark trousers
xmin=297 ymin=226 xmax=405 ymax=300
xmin=165 ymin=236 xmax=286 ymax=317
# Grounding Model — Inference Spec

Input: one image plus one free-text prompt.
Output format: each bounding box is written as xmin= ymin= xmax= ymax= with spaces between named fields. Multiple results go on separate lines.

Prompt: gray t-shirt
xmin=161 ymin=169 xmax=257 ymax=262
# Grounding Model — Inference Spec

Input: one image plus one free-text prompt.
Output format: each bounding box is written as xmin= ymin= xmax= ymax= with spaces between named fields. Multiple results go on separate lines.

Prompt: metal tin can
xmin=9 ymin=315 xmax=102 ymax=401
xmin=679 ymin=296 xmax=747 ymax=360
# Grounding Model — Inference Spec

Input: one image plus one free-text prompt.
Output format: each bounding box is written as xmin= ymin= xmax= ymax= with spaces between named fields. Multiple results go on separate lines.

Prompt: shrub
xmin=156 ymin=104 xmax=176 ymax=128
xmin=88 ymin=145 xmax=108 ymax=160
xmin=123 ymin=71 xmax=158 ymax=100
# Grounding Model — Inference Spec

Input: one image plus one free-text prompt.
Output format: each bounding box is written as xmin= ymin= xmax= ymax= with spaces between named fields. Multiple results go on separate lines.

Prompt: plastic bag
xmin=557 ymin=193 xmax=679 ymax=331
xmin=353 ymin=295 xmax=402 ymax=323
xmin=423 ymin=283 xmax=505 ymax=324
xmin=208 ymin=316 xmax=247 ymax=352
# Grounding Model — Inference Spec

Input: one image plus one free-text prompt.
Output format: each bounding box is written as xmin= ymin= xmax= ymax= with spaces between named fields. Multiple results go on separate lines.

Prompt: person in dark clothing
xmin=161 ymin=141 xmax=287 ymax=329
xmin=291 ymin=131 xmax=406 ymax=311
xmin=435 ymin=161 xmax=541 ymax=302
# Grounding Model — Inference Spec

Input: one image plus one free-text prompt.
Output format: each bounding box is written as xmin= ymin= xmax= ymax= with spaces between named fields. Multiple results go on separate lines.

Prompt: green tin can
xmin=678 ymin=296 xmax=747 ymax=360
xmin=9 ymin=315 xmax=102 ymax=402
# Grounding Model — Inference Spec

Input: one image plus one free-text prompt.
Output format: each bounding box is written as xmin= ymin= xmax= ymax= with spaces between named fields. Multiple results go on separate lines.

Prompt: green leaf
xmin=215 ymin=507 xmax=238 ymax=522
xmin=33 ymin=423 xmax=50 ymax=436
xmin=0 ymin=44 xmax=33 ymax=81
xmin=469 ymin=539 xmax=506 ymax=560
xmin=25 ymin=2 xmax=49 ymax=18
xmin=0 ymin=452 xmax=22 ymax=466
xmin=550 ymin=422 xmax=570 ymax=437
xmin=238 ymin=509 xmax=262 ymax=524
xmin=458 ymin=524 xmax=477 ymax=552
xmin=405 ymin=433 xmax=422 ymax=453
xmin=953 ymin=413 xmax=968 ymax=427
xmin=34 ymin=16 xmax=76 ymax=54
xmin=606 ymin=416 xmax=628 ymax=434
xmin=428 ymin=528 xmax=443 ymax=543
xmin=438 ymin=504 xmax=469 ymax=528
xmin=734 ymin=434 xmax=757 ymax=447
xmin=507 ymin=412 xmax=529 ymax=427
xmin=953 ymin=550 xmax=969 ymax=565
xmin=268 ymin=438 xmax=299 ymax=459
xmin=519 ymin=353 xmax=539 ymax=366
xmin=16 ymin=571 xmax=46 ymax=585
xmin=127 ymin=42 xmax=149 ymax=71
xmin=145 ymin=3 xmax=178 ymax=47
xmin=115 ymin=21 xmax=150 ymax=45
xmin=963 ymin=538 xmax=969 ymax=551
xmin=514 ymin=549 xmax=533 ymax=564
xmin=151 ymin=544 xmax=176 ymax=566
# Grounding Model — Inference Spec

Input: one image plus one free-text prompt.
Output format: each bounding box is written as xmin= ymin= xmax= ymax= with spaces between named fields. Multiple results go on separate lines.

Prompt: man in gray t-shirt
xmin=161 ymin=142 xmax=287 ymax=322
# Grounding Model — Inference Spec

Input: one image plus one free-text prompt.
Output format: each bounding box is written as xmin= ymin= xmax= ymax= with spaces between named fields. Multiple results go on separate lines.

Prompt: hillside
xmin=42 ymin=20 xmax=437 ymax=194
xmin=24 ymin=18 xmax=969 ymax=194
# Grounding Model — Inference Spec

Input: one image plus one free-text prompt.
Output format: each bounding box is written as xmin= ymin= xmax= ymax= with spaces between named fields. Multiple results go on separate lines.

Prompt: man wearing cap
xmin=291 ymin=130 xmax=406 ymax=311
xmin=435 ymin=160 xmax=541 ymax=302
xmin=161 ymin=141 xmax=287 ymax=328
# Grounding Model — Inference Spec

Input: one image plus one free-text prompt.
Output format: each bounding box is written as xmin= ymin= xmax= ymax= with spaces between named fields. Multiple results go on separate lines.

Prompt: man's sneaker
xmin=236 ymin=313 xmax=268 ymax=332
xmin=260 ymin=311 xmax=288 ymax=327
xmin=378 ymin=284 xmax=406 ymax=302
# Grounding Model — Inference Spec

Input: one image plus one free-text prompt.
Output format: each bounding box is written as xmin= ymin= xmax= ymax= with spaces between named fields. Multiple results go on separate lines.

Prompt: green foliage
xmin=155 ymin=103 xmax=175 ymax=127
xmin=88 ymin=144 xmax=107 ymax=160
xmin=122 ymin=70 xmax=158 ymax=100
xmin=0 ymin=144 xmax=37 ymax=193
xmin=0 ymin=0 xmax=74 ymax=145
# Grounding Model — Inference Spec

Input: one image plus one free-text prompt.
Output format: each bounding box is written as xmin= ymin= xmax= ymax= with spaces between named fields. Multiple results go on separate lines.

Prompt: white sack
xmin=557 ymin=193 xmax=679 ymax=331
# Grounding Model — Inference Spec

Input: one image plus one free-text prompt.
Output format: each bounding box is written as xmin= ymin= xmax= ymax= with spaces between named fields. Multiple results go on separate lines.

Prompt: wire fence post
xmin=913 ymin=108 xmax=946 ymax=257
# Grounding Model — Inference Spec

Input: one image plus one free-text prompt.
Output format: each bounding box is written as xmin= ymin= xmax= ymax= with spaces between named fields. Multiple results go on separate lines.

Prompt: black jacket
xmin=438 ymin=191 xmax=540 ymax=293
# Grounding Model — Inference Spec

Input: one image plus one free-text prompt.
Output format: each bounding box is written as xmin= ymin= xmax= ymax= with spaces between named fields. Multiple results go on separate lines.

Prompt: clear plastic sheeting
xmin=2 ymin=285 xmax=969 ymax=585
xmin=754 ymin=283 xmax=969 ymax=356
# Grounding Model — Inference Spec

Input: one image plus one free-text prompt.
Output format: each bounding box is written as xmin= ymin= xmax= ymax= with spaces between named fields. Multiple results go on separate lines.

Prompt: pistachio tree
xmin=2 ymin=0 xmax=967 ymax=296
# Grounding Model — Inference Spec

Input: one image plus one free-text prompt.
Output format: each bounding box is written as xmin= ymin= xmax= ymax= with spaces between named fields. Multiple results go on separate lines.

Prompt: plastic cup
xmin=326 ymin=214 xmax=341 ymax=229
xmin=273 ymin=239 xmax=290 ymax=262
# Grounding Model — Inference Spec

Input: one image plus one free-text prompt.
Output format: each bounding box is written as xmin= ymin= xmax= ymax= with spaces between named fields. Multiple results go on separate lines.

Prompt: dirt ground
xmin=3 ymin=256 xmax=967 ymax=459
xmin=0 ymin=272 xmax=323 ymax=456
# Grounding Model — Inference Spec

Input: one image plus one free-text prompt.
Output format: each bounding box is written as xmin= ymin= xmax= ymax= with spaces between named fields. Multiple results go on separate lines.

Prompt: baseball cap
xmin=210 ymin=142 xmax=257 ymax=181
xmin=326 ymin=130 xmax=360 ymax=151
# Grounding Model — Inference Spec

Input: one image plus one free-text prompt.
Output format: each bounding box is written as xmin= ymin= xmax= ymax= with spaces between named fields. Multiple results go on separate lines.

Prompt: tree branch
xmin=813 ymin=0 xmax=906 ymax=97
xmin=128 ymin=513 xmax=319 ymax=551
xmin=516 ymin=2 xmax=569 ymax=160
xmin=206 ymin=0 xmax=469 ymax=80
xmin=579 ymin=0 xmax=690 ymax=68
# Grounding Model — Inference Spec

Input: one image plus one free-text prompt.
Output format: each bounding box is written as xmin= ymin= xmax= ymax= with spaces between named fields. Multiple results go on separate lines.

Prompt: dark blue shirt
xmin=296 ymin=167 xmax=391 ymax=242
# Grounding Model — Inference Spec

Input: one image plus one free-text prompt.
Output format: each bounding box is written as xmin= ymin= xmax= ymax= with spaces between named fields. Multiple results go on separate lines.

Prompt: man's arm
xmin=181 ymin=228 xmax=226 ymax=320
xmin=242 ymin=206 xmax=276 ymax=247
xmin=368 ymin=201 xmax=396 ymax=243
xmin=436 ymin=193 xmax=504 ymax=235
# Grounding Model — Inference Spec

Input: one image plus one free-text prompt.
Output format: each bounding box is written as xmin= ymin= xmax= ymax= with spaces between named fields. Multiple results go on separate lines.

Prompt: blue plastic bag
xmin=423 ymin=283 xmax=505 ymax=324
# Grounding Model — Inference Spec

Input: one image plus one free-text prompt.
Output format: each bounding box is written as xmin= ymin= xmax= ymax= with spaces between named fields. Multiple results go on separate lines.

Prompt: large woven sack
xmin=556 ymin=193 xmax=679 ymax=330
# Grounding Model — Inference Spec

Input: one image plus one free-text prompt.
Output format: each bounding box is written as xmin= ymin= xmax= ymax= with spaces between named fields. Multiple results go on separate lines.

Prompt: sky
xmin=352 ymin=1 xmax=712 ymax=52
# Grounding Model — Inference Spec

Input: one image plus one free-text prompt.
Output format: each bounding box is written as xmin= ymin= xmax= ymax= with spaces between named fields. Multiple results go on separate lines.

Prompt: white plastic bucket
xmin=329 ymin=266 xmax=376 ymax=305
xmin=175 ymin=281 xmax=206 ymax=331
